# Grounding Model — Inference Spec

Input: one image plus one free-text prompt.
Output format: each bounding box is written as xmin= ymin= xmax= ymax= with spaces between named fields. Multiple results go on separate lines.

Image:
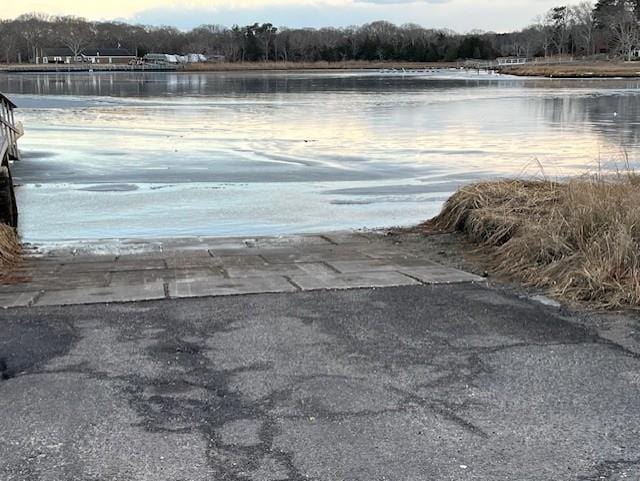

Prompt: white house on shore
xmin=496 ymin=57 xmax=529 ymax=66
xmin=38 ymin=48 xmax=136 ymax=64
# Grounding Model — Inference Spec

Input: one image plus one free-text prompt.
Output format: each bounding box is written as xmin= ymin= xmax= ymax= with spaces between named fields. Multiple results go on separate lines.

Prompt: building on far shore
xmin=496 ymin=57 xmax=528 ymax=66
xmin=38 ymin=48 xmax=136 ymax=65
xmin=144 ymin=53 xmax=179 ymax=65
xmin=144 ymin=53 xmax=209 ymax=65
xmin=188 ymin=53 xmax=210 ymax=63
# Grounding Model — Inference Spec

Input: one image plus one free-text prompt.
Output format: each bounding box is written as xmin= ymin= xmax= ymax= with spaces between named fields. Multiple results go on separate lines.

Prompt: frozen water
xmin=3 ymin=71 xmax=640 ymax=244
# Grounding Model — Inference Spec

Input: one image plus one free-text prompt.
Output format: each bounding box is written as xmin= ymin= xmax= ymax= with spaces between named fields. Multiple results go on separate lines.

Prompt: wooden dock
xmin=0 ymin=93 xmax=22 ymax=228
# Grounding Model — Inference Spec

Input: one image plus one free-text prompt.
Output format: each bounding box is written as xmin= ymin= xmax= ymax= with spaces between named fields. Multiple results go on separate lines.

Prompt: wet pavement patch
xmin=0 ymin=358 xmax=13 ymax=380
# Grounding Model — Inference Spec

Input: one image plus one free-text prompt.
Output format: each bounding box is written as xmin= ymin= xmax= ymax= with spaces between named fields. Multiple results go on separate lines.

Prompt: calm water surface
xmin=2 ymin=70 xmax=640 ymax=244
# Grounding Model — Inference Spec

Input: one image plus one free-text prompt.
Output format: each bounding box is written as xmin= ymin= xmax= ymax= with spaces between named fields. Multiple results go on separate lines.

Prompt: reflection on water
xmin=1 ymin=71 xmax=639 ymax=243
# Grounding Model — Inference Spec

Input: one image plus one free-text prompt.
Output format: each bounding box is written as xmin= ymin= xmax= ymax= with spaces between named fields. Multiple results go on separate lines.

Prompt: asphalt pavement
xmin=1 ymin=283 xmax=639 ymax=480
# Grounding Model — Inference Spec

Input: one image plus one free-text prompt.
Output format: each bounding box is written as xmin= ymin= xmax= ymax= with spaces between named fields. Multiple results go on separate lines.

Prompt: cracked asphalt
xmin=1 ymin=283 xmax=639 ymax=481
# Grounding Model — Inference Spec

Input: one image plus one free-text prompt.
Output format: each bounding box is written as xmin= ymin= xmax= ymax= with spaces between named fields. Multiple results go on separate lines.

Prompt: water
xmin=2 ymin=70 xmax=640 ymax=244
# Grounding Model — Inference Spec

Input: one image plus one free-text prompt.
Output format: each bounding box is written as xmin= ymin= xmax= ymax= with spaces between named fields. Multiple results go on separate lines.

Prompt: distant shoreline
xmin=0 ymin=61 xmax=461 ymax=74
xmin=0 ymin=64 xmax=176 ymax=73
xmin=181 ymin=61 xmax=460 ymax=72
xmin=3 ymin=59 xmax=639 ymax=79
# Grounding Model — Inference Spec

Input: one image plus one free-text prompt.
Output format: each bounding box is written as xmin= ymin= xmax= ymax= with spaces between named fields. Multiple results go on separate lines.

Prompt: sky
xmin=2 ymin=0 xmax=570 ymax=33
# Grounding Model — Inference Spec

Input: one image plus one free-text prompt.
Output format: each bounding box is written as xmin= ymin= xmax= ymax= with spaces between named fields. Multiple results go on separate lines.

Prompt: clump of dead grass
xmin=430 ymin=175 xmax=640 ymax=309
xmin=0 ymin=224 xmax=21 ymax=269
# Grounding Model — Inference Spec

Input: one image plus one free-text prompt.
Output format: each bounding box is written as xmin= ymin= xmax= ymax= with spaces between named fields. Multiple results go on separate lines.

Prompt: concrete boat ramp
xmin=0 ymin=231 xmax=483 ymax=308
xmin=4 ymin=232 xmax=640 ymax=481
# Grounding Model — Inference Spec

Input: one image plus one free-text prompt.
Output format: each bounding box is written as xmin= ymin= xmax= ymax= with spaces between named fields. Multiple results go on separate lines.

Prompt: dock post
xmin=0 ymin=166 xmax=17 ymax=227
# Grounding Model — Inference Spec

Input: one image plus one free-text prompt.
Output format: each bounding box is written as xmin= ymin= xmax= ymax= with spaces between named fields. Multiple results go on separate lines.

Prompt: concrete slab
xmin=204 ymin=238 xmax=259 ymax=252
xmin=320 ymin=232 xmax=372 ymax=245
xmin=56 ymin=261 xmax=118 ymax=274
xmin=0 ymin=291 xmax=39 ymax=308
xmin=2 ymin=231 xmax=485 ymax=307
xmin=109 ymin=268 xmax=224 ymax=286
xmin=398 ymin=266 xmax=485 ymax=284
xmin=360 ymin=248 xmax=423 ymax=260
xmin=164 ymin=251 xmax=220 ymax=269
xmin=35 ymin=282 xmax=166 ymax=306
xmin=32 ymin=254 xmax=118 ymax=264
xmin=209 ymin=247 xmax=272 ymax=257
xmin=250 ymin=235 xmax=333 ymax=248
xmin=168 ymin=276 xmax=297 ymax=298
xmin=153 ymin=237 xmax=209 ymax=251
xmin=375 ymin=256 xmax=442 ymax=267
xmin=225 ymin=262 xmax=336 ymax=279
xmin=327 ymin=260 xmax=437 ymax=274
xmin=217 ymin=255 xmax=270 ymax=269
xmin=261 ymin=249 xmax=371 ymax=264
xmin=0 ymin=272 xmax=111 ymax=293
xmin=14 ymin=262 xmax=61 ymax=275
xmin=38 ymin=273 xmax=112 ymax=290
xmin=289 ymin=271 xmax=420 ymax=291
xmin=112 ymin=258 xmax=168 ymax=271
xmin=202 ymin=237 xmax=252 ymax=247
xmin=115 ymin=252 xmax=168 ymax=262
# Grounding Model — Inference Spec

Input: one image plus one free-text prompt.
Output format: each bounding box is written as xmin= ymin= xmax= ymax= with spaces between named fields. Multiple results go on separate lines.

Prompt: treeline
xmin=0 ymin=1 xmax=638 ymax=64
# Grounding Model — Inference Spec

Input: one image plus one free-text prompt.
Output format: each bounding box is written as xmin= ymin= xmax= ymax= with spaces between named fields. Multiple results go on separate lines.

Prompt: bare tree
xmin=547 ymin=6 xmax=571 ymax=55
xmin=570 ymin=1 xmax=596 ymax=55
xmin=57 ymin=16 xmax=93 ymax=59
xmin=0 ymin=21 xmax=18 ymax=63
xmin=257 ymin=23 xmax=277 ymax=61
xmin=610 ymin=4 xmax=640 ymax=60
xmin=17 ymin=13 xmax=51 ymax=62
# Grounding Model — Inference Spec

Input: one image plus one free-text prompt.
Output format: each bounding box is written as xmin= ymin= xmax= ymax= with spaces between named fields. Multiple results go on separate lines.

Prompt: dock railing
xmin=0 ymin=93 xmax=21 ymax=227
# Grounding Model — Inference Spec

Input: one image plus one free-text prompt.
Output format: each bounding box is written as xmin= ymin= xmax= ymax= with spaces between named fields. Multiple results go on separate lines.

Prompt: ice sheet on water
xmin=5 ymin=71 xmax=640 ymax=244
xmin=16 ymin=181 xmax=447 ymax=245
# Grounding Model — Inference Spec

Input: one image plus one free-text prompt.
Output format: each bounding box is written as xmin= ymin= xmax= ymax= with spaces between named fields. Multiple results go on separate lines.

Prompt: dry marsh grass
xmin=502 ymin=61 xmax=640 ymax=78
xmin=0 ymin=224 xmax=21 ymax=270
xmin=428 ymin=175 xmax=640 ymax=309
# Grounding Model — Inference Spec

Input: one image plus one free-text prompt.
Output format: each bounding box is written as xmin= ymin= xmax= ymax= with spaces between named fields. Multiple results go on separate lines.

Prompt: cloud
xmin=3 ymin=0 xmax=575 ymax=33
xmin=354 ymin=0 xmax=450 ymax=3
xmin=129 ymin=1 xmax=536 ymax=32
